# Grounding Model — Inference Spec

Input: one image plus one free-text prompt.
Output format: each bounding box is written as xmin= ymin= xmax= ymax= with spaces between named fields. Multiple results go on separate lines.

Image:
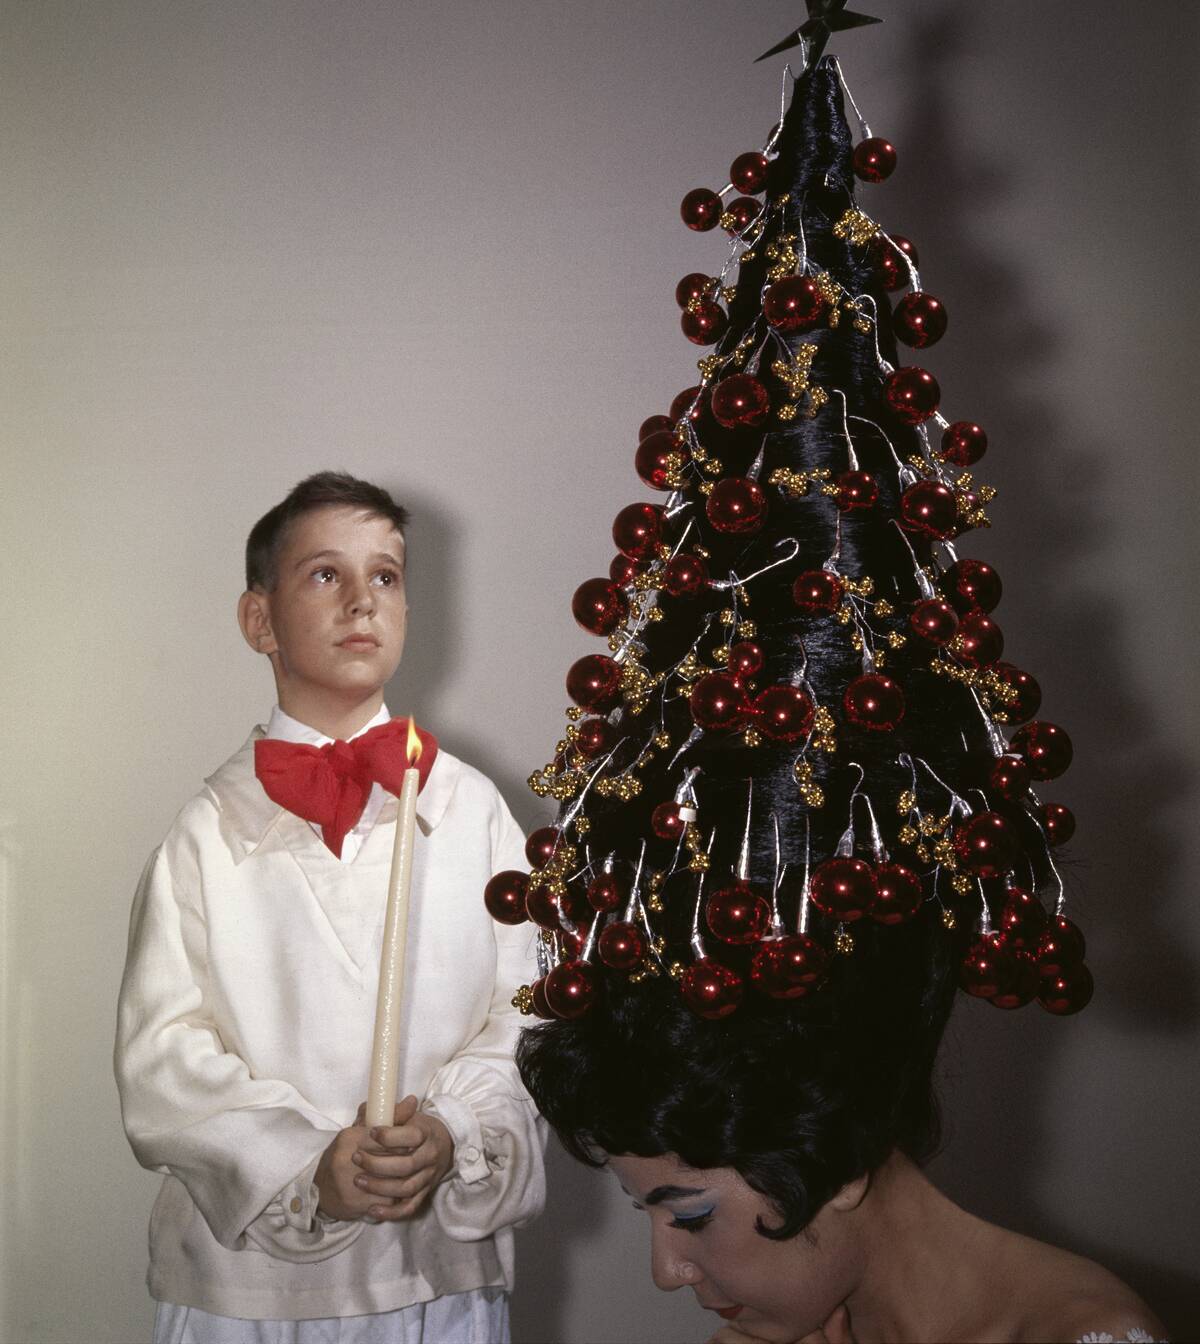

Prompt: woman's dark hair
xmin=518 ymin=914 xmax=961 ymax=1240
xmin=245 ymin=470 xmax=410 ymax=591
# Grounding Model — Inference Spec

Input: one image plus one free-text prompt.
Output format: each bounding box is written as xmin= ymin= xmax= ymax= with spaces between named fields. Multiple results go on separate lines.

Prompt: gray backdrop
xmin=2 ymin=1 xmax=1197 ymax=1341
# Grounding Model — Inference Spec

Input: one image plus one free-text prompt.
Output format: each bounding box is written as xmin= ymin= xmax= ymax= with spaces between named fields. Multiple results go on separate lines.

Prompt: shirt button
xmin=461 ymin=1145 xmax=481 ymax=1164
xmin=289 ymin=1196 xmax=303 ymax=1214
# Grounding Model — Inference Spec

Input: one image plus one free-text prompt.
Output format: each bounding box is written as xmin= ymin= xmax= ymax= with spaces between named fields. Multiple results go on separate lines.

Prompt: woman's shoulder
xmin=1007 ymin=1235 xmax=1167 ymax=1343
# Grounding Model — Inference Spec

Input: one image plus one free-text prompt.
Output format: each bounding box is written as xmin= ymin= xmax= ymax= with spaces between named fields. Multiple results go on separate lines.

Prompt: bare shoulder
xmin=1011 ymin=1236 xmax=1167 ymax=1342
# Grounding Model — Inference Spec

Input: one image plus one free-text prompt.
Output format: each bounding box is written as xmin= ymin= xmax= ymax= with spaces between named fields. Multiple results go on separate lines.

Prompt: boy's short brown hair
xmin=245 ymin=471 xmax=410 ymax=591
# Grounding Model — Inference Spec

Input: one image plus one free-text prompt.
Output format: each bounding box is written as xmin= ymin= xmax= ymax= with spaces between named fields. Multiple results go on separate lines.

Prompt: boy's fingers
xmin=368 ymin=1121 xmax=426 ymax=1152
xmin=391 ymin=1095 xmax=420 ymax=1125
xmin=369 ymin=1189 xmax=429 ymax=1221
xmin=356 ymin=1169 xmax=433 ymax=1201
xmin=354 ymin=1102 xmax=367 ymax=1125
xmin=355 ymin=1146 xmax=435 ymax=1179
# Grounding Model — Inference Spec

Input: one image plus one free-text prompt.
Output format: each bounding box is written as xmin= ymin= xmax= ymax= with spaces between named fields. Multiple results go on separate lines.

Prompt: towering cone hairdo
xmin=484 ymin=54 xmax=1091 ymax=1024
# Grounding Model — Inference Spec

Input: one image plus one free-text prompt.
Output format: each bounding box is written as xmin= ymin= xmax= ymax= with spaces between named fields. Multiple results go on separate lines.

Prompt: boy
xmin=115 ymin=471 xmax=544 ymax=1343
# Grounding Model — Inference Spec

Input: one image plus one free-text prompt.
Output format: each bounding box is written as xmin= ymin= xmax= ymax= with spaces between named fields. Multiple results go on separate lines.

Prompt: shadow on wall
xmin=383 ymin=488 xmax=592 ymax=1341
xmin=899 ymin=4 xmax=1197 ymax=1336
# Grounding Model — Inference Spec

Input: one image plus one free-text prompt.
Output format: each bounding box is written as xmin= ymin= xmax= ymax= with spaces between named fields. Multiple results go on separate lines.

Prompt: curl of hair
xmin=517 ymin=912 xmax=960 ymax=1241
xmin=245 ymin=470 xmax=410 ymax=591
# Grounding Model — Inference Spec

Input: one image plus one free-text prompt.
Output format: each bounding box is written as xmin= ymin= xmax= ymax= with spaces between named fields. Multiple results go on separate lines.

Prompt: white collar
xmin=205 ymin=714 xmax=459 ymax=864
xmin=264 ymin=702 xmax=392 ymax=747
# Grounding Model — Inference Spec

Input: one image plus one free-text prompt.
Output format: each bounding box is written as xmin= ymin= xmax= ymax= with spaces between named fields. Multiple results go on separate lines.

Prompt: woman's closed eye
xmin=669 ymin=1208 xmax=714 ymax=1233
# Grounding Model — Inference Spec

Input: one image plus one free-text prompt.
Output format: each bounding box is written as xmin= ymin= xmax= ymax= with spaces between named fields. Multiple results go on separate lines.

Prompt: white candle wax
xmin=365 ymin=763 xmax=420 ymax=1128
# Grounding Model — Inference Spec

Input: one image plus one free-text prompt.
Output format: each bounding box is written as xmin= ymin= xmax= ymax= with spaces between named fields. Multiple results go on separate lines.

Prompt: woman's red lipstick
xmin=715 ymin=1305 xmax=743 ymax=1321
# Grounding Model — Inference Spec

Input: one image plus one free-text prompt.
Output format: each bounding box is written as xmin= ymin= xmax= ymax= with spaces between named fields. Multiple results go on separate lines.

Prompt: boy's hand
xmin=352 ymin=1095 xmax=455 ymax=1221
xmin=313 ymin=1119 xmax=386 ymax=1222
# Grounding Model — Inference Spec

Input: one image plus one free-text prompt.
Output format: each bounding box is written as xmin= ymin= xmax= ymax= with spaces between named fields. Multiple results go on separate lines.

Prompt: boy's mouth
xmin=338 ymin=634 xmax=380 ymax=649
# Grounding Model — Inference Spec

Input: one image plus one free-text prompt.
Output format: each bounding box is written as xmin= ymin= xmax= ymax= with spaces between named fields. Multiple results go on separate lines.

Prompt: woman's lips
xmin=714 ymin=1305 xmax=743 ymax=1321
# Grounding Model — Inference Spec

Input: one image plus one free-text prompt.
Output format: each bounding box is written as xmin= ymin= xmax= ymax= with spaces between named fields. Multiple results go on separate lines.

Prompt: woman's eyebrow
xmin=644 ymin=1184 xmax=709 ymax=1205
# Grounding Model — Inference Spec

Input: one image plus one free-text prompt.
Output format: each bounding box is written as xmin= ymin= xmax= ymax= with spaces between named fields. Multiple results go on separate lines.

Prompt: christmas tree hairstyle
xmin=484 ymin=32 xmax=1091 ymax=1026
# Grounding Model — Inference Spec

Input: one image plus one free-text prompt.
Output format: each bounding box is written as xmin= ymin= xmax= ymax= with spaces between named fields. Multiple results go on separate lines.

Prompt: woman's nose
xmin=650 ymin=1227 xmax=698 ymax=1293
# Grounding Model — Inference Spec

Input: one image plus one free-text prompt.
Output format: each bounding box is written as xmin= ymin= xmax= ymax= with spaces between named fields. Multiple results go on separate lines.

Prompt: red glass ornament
xmin=835 ymin=470 xmax=878 ymax=511
xmin=681 ymin=300 xmax=728 ymax=346
xmin=689 ymin=672 xmax=751 ymax=731
xmin=750 ymin=933 xmax=828 ymax=998
xmin=907 ymin=598 xmax=955 ymax=645
xmin=901 ymin=480 xmax=958 ymax=538
xmin=544 ymin=960 xmax=599 ymax=1019
xmin=998 ymin=886 xmax=1049 ymax=950
xmin=711 ymin=374 xmax=770 ymax=428
xmin=558 ymin=920 xmax=593 ymax=960
xmin=952 ymin=811 xmax=1017 ymax=878
xmin=955 ymin=612 xmax=1004 ymax=668
xmin=575 ymin=717 xmax=617 ymax=760
xmin=598 ymin=920 xmax=647 ymax=970
xmin=874 ymin=234 xmax=918 ymax=291
xmin=1038 ymin=962 xmax=1094 ymax=1016
xmin=566 ymin=654 xmax=623 ymax=711
xmin=681 ymin=958 xmax=744 ymax=1019
xmin=870 ymin=862 xmax=923 ymax=924
xmin=793 ymin=569 xmax=844 ymax=614
xmin=1011 ymin=721 xmax=1073 ymax=781
xmin=727 ymin=640 xmax=765 ymax=683
xmin=990 ymin=950 xmax=1039 ymax=1010
xmin=843 ymin=674 xmax=905 ymax=732
xmin=586 ymin=873 xmax=625 ymax=914
xmin=680 ymin=187 xmax=722 ymax=231
xmin=651 ymin=801 xmax=687 ymax=842
xmin=635 ymin=430 xmax=688 ymax=491
xmin=729 ymin=150 xmax=769 ymax=193
xmin=1041 ymin=802 xmax=1076 ymax=845
xmin=993 ymin=663 xmax=1042 ymax=724
xmin=609 ymin=553 xmax=640 ymax=585
xmin=763 ymin=275 xmax=825 ymax=332
xmin=852 ymin=137 xmax=897 ymax=183
xmin=892 ymin=292 xmax=947 ymax=348
xmin=753 ymin=684 xmax=815 ymax=742
xmin=638 ymin=414 xmax=673 ymax=441
xmin=723 ymin=195 xmax=760 ymax=235
xmin=613 ymin=502 xmax=664 ymax=561
xmin=674 ymin=273 xmax=712 ymax=309
xmin=525 ymin=826 xmax=561 ymax=869
xmin=988 ymin=753 xmax=1032 ymax=802
xmin=810 ymin=856 xmax=876 ymax=922
xmin=572 ymin=577 xmax=630 ymax=636
xmin=706 ymin=477 xmax=767 ymax=534
xmin=1035 ymin=916 xmax=1086 ymax=977
xmin=961 ymin=934 xmax=1007 ymax=998
xmin=941 ymin=420 xmax=988 ymax=466
xmin=885 ymin=366 xmax=941 ymax=425
xmin=483 ymin=870 xmax=529 ymax=925
xmin=529 ymin=976 xmax=555 ymax=1020
xmin=662 ymin=553 xmax=709 ymax=599
xmin=525 ymin=884 xmax=565 ymax=931
xmin=944 ymin=558 xmax=1002 ymax=614
xmin=706 ymin=881 xmax=771 ymax=944
xmin=669 ymin=385 xmax=705 ymax=424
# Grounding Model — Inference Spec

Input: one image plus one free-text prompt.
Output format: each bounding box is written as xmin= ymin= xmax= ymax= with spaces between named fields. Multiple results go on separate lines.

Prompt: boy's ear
xmin=238 ymin=589 xmax=278 ymax=657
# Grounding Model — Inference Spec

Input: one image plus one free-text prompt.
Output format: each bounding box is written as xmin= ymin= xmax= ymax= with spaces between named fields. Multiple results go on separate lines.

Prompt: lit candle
xmin=365 ymin=717 xmax=422 ymax=1128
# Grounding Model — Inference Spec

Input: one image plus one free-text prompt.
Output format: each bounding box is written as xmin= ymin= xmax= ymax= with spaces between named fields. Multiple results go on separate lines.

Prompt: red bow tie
xmin=254 ymin=717 xmax=439 ymax=858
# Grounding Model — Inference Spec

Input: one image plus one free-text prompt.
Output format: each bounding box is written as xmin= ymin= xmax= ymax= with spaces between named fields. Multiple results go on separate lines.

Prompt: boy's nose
xmin=346 ymin=584 xmax=375 ymax=616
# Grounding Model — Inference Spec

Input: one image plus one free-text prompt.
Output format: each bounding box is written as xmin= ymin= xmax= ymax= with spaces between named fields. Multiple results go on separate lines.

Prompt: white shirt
xmin=115 ymin=717 xmax=545 ymax=1321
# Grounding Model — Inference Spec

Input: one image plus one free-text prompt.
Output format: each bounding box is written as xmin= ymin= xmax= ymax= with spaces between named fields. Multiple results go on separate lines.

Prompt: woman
xmin=517 ymin=938 xmax=1165 ymax=1343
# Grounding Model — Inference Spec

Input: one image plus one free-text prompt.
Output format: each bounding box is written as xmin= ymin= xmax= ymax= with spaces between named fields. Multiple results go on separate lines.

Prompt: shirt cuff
xmin=423 ymin=1092 xmax=490 ymax=1185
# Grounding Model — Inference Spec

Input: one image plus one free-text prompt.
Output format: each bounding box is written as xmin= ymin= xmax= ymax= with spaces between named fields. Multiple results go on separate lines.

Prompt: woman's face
xmin=608 ymin=1151 xmax=864 ymax=1342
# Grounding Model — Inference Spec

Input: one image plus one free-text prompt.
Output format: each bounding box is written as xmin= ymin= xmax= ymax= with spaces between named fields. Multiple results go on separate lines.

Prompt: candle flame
xmin=406 ymin=716 xmax=422 ymax=766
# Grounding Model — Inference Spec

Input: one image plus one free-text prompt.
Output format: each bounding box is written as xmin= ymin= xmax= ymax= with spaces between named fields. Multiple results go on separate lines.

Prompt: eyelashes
xmin=669 ymin=1210 xmax=714 ymax=1234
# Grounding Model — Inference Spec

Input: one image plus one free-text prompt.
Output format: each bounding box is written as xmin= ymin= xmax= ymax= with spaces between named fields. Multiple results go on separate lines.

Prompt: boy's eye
xmin=669 ymin=1211 xmax=714 ymax=1234
xmin=373 ymin=569 xmax=400 ymax=586
xmin=312 ymin=567 xmax=337 ymax=582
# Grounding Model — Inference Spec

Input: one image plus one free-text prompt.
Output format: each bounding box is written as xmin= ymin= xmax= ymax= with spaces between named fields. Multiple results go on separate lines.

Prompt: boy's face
xmin=243 ymin=505 xmax=408 ymax=720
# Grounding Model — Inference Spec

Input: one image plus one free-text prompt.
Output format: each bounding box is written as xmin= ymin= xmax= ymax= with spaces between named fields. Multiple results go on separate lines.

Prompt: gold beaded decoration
xmin=794 ymin=756 xmax=826 ymax=808
xmin=832 ymin=207 xmax=879 ymax=246
xmin=835 ymin=930 xmax=855 ymax=955
xmin=512 ymin=985 xmax=535 ymax=1016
